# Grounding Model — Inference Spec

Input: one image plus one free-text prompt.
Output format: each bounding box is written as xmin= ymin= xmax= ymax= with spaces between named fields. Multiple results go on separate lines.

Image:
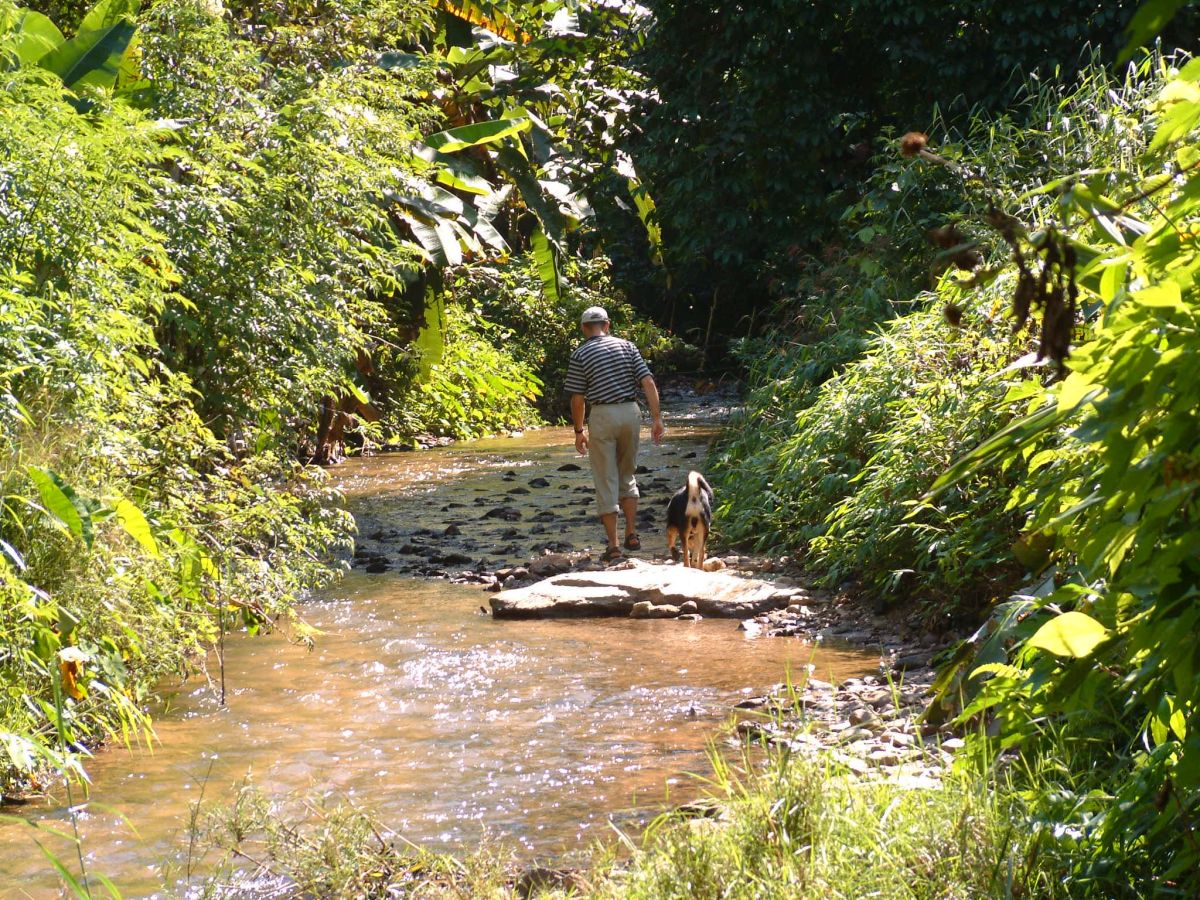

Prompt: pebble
xmin=848 ymin=708 xmax=877 ymax=727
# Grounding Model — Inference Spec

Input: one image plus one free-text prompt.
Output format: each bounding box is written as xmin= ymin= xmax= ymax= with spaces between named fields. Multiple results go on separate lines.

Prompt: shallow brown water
xmin=0 ymin=416 xmax=876 ymax=897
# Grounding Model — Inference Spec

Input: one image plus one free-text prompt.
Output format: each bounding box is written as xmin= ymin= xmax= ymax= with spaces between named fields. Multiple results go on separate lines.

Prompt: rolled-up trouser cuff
xmin=587 ymin=401 xmax=641 ymax=514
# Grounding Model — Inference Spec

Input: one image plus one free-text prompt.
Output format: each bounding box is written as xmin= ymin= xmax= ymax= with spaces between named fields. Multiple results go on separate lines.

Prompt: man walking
xmin=565 ymin=306 xmax=665 ymax=563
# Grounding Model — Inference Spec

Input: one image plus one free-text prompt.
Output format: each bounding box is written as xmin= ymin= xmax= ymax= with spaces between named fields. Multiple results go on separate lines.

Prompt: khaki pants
xmin=587 ymin=401 xmax=641 ymax=514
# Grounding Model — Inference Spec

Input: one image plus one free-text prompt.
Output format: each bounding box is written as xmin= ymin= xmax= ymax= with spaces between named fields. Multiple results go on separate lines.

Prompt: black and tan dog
xmin=666 ymin=471 xmax=713 ymax=569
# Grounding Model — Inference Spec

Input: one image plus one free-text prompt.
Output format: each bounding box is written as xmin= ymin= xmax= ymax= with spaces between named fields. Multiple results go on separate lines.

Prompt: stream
xmin=0 ymin=405 xmax=877 ymax=897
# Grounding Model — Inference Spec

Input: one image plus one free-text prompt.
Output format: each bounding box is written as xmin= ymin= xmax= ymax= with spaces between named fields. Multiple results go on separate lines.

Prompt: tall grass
xmin=183 ymin=750 xmax=1054 ymax=899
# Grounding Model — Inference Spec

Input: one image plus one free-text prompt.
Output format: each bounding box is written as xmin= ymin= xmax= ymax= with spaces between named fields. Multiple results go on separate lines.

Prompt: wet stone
xmin=443 ymin=524 xmax=462 ymax=536
xmin=483 ymin=506 xmax=522 ymax=521
xmin=557 ymin=463 xmax=583 ymax=472
xmin=432 ymin=551 xmax=474 ymax=566
xmin=891 ymin=652 xmax=933 ymax=672
xmin=528 ymin=478 xmax=550 ymax=488
xmin=365 ymin=558 xmax=390 ymax=574
xmin=507 ymin=486 xmax=531 ymax=495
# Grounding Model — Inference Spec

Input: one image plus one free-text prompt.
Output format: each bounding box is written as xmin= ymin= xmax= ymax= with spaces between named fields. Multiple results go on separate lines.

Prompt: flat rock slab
xmin=490 ymin=559 xmax=793 ymax=620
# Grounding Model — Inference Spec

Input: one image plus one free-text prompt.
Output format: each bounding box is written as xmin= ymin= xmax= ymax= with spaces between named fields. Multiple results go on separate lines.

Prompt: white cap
xmin=580 ymin=306 xmax=609 ymax=324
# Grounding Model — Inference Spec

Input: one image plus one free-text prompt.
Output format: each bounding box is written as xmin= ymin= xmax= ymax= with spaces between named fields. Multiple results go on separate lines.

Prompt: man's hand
xmin=651 ymin=415 xmax=665 ymax=445
xmin=575 ymin=431 xmax=589 ymax=455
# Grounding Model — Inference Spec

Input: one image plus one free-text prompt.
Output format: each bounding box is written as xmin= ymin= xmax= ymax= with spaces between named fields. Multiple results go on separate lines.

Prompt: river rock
xmin=679 ymin=600 xmax=698 ymax=615
xmin=848 ymin=707 xmax=877 ymax=727
xmin=431 ymin=551 xmax=473 ymax=566
xmin=529 ymin=553 xmax=573 ymax=578
xmin=529 ymin=477 xmax=550 ymax=488
xmin=489 ymin=558 xmax=794 ymax=620
xmin=482 ymin=506 xmax=522 ymax=521
xmin=515 ymin=865 xmax=580 ymax=898
xmin=557 ymin=463 xmax=582 ymax=471
xmin=630 ymin=601 xmax=681 ymax=619
xmin=702 ymin=558 xmax=726 ymax=572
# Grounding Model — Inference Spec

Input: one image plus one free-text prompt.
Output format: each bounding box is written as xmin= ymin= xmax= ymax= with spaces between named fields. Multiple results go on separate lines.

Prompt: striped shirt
xmin=564 ymin=334 xmax=652 ymax=404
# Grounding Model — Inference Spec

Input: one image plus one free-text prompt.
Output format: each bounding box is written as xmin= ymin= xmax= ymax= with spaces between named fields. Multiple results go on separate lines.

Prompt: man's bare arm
xmin=641 ymin=375 xmax=665 ymax=444
xmin=570 ymin=393 xmax=588 ymax=454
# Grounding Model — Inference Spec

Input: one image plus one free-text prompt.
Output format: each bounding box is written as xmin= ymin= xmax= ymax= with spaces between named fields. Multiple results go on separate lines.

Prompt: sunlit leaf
xmin=27 ymin=467 xmax=92 ymax=547
xmin=3 ymin=8 xmax=65 ymax=65
xmin=113 ymin=497 xmax=160 ymax=559
xmin=1028 ymin=611 xmax=1110 ymax=658
xmin=425 ymin=117 xmax=531 ymax=154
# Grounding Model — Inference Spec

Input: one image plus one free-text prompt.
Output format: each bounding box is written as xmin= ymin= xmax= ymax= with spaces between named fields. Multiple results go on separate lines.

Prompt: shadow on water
xmin=0 ymin=415 xmax=878 ymax=896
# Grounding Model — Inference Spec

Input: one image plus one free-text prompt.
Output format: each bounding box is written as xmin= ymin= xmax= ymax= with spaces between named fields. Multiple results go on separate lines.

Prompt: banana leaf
xmin=530 ymin=226 xmax=562 ymax=303
xmin=39 ymin=17 xmax=136 ymax=90
xmin=434 ymin=0 xmax=527 ymax=43
xmin=3 ymin=8 xmax=65 ymax=66
xmin=425 ymin=116 xmax=531 ymax=154
xmin=78 ymin=0 xmax=140 ymax=32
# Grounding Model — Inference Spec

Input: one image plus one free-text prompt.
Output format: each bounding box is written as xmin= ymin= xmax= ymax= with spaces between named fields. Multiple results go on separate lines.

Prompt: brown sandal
xmin=600 ymin=545 xmax=623 ymax=563
xmin=624 ymin=533 xmax=641 ymax=551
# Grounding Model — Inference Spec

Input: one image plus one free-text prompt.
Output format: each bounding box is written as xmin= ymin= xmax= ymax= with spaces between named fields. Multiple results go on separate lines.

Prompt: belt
xmin=593 ymin=397 xmax=636 ymax=405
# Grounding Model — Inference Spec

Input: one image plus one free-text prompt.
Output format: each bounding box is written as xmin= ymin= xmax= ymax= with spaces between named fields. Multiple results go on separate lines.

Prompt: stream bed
xmin=0 ymin=409 xmax=877 ymax=897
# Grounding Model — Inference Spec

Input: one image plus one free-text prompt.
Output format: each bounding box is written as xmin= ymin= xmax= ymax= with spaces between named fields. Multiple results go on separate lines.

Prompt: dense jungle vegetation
xmin=0 ymin=0 xmax=683 ymax=806
xmin=6 ymin=0 xmax=1200 ymax=895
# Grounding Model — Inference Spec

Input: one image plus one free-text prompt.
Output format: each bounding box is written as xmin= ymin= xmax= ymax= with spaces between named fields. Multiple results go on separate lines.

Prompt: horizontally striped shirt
xmin=564 ymin=334 xmax=652 ymax=404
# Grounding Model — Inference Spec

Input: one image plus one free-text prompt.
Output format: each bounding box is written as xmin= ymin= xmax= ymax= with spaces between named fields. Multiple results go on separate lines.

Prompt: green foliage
xmin=630 ymin=0 xmax=1200 ymax=329
xmin=711 ymin=57 xmax=1165 ymax=619
xmin=387 ymin=303 xmax=543 ymax=442
xmin=448 ymin=255 xmax=697 ymax=420
xmin=926 ymin=52 xmax=1200 ymax=891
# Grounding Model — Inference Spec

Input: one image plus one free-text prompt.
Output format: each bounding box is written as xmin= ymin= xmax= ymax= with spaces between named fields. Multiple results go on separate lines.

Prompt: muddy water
xmin=0 ymin=415 xmax=877 ymax=897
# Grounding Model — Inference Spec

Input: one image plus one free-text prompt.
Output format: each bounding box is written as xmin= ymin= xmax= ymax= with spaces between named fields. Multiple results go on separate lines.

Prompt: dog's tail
xmin=687 ymin=470 xmax=711 ymax=498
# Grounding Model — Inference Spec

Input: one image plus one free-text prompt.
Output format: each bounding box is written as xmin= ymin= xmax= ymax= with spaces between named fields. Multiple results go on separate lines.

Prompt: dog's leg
xmin=696 ymin=520 xmax=708 ymax=569
xmin=681 ymin=528 xmax=691 ymax=569
xmin=690 ymin=518 xmax=705 ymax=568
xmin=667 ymin=525 xmax=680 ymax=562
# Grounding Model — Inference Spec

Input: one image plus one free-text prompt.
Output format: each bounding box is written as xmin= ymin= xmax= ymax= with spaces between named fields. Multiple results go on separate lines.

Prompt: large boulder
xmin=489 ymin=558 xmax=794 ymax=620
